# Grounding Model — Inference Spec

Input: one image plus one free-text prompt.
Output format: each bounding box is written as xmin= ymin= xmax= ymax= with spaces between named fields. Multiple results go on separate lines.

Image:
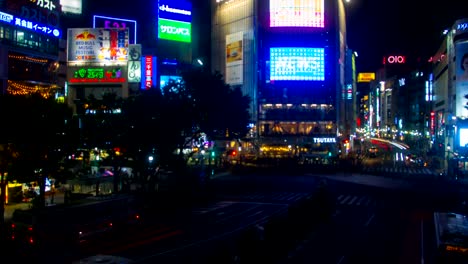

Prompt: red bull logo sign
xmin=75 ymin=31 xmax=97 ymax=40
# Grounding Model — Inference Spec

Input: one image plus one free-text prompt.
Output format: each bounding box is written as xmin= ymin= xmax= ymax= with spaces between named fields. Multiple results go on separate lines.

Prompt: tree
xmin=120 ymin=68 xmax=251 ymax=194
xmin=0 ymin=93 xmax=74 ymax=210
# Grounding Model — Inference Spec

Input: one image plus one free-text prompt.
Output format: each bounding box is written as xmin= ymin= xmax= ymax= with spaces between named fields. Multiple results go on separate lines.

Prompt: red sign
xmin=145 ymin=56 xmax=153 ymax=89
xmin=383 ymin=56 xmax=406 ymax=64
xmin=69 ymin=78 xmax=126 ymax=83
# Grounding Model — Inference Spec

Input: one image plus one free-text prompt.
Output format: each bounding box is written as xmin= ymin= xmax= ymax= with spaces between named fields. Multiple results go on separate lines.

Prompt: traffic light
xmin=211 ymin=151 xmax=215 ymax=157
xmin=328 ymin=151 xmax=332 ymax=157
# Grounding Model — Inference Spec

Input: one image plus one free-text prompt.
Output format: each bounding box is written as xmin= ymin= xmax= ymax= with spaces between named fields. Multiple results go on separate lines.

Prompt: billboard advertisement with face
xmin=270 ymin=47 xmax=325 ymax=81
xmin=67 ymin=28 xmax=129 ymax=63
xmin=270 ymin=0 xmax=324 ymax=28
xmin=455 ymin=41 xmax=468 ymax=118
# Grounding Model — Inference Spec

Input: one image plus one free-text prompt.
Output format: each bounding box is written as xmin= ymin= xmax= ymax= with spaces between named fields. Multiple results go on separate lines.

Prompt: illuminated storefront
xmin=0 ymin=0 xmax=62 ymax=95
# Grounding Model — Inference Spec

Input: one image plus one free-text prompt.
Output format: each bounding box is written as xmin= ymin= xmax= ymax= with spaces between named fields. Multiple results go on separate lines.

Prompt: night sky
xmin=84 ymin=0 xmax=467 ymax=72
xmin=346 ymin=0 xmax=467 ymax=72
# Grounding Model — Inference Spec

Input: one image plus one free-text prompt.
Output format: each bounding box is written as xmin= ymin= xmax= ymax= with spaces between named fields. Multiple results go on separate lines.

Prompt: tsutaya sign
xmin=313 ymin=137 xmax=336 ymax=143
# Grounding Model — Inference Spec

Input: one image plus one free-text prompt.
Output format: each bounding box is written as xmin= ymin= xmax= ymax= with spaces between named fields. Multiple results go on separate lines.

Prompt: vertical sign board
xmin=93 ymin=15 xmax=137 ymax=44
xmin=157 ymin=0 xmax=192 ymax=43
xmin=141 ymin=56 xmax=157 ymax=90
xmin=128 ymin=44 xmax=142 ymax=83
xmin=225 ymin=31 xmax=244 ymax=85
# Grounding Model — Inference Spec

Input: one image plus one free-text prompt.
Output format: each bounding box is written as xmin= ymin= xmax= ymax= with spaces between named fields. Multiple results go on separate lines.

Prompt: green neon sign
xmin=158 ymin=18 xmax=191 ymax=43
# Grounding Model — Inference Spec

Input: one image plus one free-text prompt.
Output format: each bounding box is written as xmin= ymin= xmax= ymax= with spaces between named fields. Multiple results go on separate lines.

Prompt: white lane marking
xmin=356 ymin=196 xmax=366 ymax=206
xmin=340 ymin=195 xmax=351 ymax=205
xmin=365 ymin=213 xmax=375 ymax=226
xmin=347 ymin=196 xmax=358 ymax=205
xmin=421 ymin=219 xmax=425 ymax=264
xmin=337 ymin=256 xmax=345 ymax=264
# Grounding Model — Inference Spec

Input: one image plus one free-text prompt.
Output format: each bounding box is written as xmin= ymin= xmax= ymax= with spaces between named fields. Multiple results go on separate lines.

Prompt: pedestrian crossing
xmin=218 ymin=191 xmax=378 ymax=208
xmin=361 ymin=166 xmax=438 ymax=179
xmin=336 ymin=194 xmax=377 ymax=207
xmin=241 ymin=191 xmax=310 ymax=202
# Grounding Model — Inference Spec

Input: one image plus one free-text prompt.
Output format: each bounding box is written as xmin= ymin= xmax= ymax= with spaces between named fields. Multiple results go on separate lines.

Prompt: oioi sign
xmin=158 ymin=18 xmax=191 ymax=43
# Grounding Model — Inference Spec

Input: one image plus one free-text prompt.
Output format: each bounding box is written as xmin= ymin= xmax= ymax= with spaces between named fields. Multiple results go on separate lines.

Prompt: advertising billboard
xmin=158 ymin=18 xmax=191 ymax=43
xmin=270 ymin=0 xmax=324 ymax=28
xmin=456 ymin=41 xmax=468 ymax=118
xmin=67 ymin=28 xmax=129 ymax=63
xmin=226 ymin=32 xmax=244 ymax=85
xmin=460 ymin=128 xmax=468 ymax=148
xmin=157 ymin=0 xmax=192 ymax=43
xmin=93 ymin=15 xmax=137 ymax=44
xmin=357 ymin=72 xmax=376 ymax=82
xmin=128 ymin=44 xmax=142 ymax=83
xmin=270 ymin=47 xmax=325 ymax=81
xmin=60 ymin=0 xmax=82 ymax=15
xmin=160 ymin=75 xmax=182 ymax=88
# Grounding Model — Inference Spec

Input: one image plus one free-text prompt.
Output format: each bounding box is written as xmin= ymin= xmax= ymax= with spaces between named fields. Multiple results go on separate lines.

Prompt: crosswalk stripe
xmin=356 ymin=196 xmax=366 ymax=206
xmin=347 ymin=196 xmax=358 ymax=205
xmin=340 ymin=195 xmax=351 ymax=205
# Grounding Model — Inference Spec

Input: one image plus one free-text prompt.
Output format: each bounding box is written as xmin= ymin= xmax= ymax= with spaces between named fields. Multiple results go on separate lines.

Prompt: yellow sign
xmin=446 ymin=245 xmax=468 ymax=253
xmin=357 ymin=72 xmax=375 ymax=82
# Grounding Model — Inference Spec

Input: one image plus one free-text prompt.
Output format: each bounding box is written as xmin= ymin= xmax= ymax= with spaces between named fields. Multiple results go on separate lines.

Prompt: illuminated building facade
xmin=432 ymin=18 xmax=468 ymax=174
xmin=0 ymin=0 xmax=63 ymax=97
xmin=212 ymin=0 xmax=348 ymax=151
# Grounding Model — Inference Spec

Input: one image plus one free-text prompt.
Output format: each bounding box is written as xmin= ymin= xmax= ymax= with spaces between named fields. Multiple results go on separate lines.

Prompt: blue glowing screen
xmin=270 ymin=47 xmax=325 ymax=81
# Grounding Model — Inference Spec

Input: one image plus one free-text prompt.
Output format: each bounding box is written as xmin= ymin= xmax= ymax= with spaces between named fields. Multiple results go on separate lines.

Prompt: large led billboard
xmin=67 ymin=28 xmax=129 ymax=63
xmin=158 ymin=0 xmax=192 ymax=43
xmin=160 ymin=75 xmax=182 ymax=88
xmin=270 ymin=47 xmax=325 ymax=81
xmin=459 ymin=128 xmax=468 ymax=148
xmin=270 ymin=0 xmax=324 ymax=28
xmin=456 ymin=41 xmax=468 ymax=118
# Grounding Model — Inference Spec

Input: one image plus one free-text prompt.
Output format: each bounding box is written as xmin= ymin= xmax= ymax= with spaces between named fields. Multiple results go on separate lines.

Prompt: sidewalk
xmin=3 ymin=191 xmax=65 ymax=222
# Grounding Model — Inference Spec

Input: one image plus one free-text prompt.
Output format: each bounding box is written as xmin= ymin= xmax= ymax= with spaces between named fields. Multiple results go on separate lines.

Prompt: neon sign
xmin=0 ymin=12 xmax=14 ymax=23
xmin=384 ymin=56 xmax=406 ymax=64
xmin=158 ymin=18 xmax=191 ymax=43
xmin=158 ymin=0 xmax=192 ymax=23
xmin=70 ymin=67 xmax=125 ymax=83
xmin=0 ymin=10 xmax=61 ymax=37
xmin=93 ymin=15 xmax=137 ymax=44
xmin=144 ymin=56 xmax=153 ymax=89
xmin=14 ymin=17 xmax=61 ymax=37
xmin=34 ymin=0 xmax=57 ymax=11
